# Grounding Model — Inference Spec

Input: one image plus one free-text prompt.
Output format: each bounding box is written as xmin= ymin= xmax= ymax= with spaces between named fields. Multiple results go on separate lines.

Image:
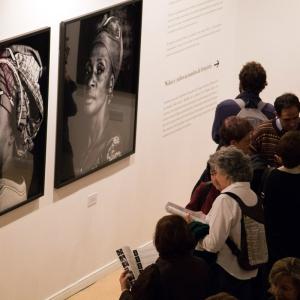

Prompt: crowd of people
xmin=118 ymin=61 xmax=300 ymax=300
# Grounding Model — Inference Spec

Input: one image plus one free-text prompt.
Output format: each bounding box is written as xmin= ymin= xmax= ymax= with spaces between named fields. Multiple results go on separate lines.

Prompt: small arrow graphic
xmin=214 ymin=60 xmax=220 ymax=67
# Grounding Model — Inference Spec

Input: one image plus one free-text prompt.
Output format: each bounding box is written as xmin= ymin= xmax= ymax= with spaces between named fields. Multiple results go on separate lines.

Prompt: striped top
xmin=250 ymin=119 xmax=283 ymax=167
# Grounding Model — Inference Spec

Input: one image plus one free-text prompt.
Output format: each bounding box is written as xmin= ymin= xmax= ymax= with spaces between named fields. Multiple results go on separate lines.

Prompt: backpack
xmin=235 ymin=98 xmax=268 ymax=128
xmin=223 ymin=191 xmax=268 ymax=270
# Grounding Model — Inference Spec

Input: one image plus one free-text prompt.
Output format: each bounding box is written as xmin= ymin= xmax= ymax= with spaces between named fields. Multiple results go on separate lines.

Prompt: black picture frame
xmin=0 ymin=28 xmax=50 ymax=215
xmin=55 ymin=0 xmax=142 ymax=187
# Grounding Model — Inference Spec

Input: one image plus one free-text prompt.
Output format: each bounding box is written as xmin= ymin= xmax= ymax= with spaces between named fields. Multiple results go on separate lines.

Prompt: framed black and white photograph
xmin=55 ymin=0 xmax=142 ymax=187
xmin=0 ymin=28 xmax=50 ymax=215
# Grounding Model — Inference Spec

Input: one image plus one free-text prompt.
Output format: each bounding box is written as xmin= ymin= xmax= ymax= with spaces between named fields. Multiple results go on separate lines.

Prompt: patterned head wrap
xmin=0 ymin=44 xmax=44 ymax=156
xmin=93 ymin=15 xmax=123 ymax=80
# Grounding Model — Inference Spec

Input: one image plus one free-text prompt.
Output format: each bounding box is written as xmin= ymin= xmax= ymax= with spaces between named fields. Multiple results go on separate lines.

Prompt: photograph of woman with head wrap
xmin=80 ymin=15 xmax=124 ymax=172
xmin=55 ymin=0 xmax=142 ymax=187
xmin=0 ymin=29 xmax=50 ymax=214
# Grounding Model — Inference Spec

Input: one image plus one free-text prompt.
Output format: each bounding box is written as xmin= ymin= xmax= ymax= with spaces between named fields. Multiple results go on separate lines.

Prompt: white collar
xmin=222 ymin=181 xmax=250 ymax=193
xmin=275 ymin=117 xmax=283 ymax=131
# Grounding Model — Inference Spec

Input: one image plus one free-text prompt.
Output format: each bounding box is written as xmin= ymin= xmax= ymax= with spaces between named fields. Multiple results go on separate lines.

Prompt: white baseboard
xmin=45 ymin=259 xmax=120 ymax=300
xmin=45 ymin=241 xmax=153 ymax=300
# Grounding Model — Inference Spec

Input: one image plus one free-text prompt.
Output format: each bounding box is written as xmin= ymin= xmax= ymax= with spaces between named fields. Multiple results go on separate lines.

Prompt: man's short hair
xmin=274 ymin=93 xmax=300 ymax=115
xmin=219 ymin=116 xmax=253 ymax=146
xmin=239 ymin=61 xmax=267 ymax=94
xmin=276 ymin=131 xmax=300 ymax=168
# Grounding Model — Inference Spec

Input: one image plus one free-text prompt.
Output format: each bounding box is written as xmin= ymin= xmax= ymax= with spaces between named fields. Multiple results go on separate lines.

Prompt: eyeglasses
xmin=210 ymin=170 xmax=217 ymax=176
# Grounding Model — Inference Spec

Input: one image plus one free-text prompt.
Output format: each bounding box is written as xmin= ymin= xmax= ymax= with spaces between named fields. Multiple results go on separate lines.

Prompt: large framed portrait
xmin=55 ymin=0 xmax=142 ymax=187
xmin=0 ymin=28 xmax=50 ymax=215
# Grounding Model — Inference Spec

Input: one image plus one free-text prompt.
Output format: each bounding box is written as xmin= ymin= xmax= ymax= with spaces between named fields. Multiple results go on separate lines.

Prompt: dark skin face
xmin=83 ymin=43 xmax=114 ymax=116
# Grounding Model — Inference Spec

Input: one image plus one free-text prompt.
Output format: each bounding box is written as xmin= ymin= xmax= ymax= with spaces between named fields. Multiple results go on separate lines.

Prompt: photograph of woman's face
xmin=55 ymin=1 xmax=142 ymax=187
xmin=0 ymin=28 xmax=50 ymax=213
xmin=83 ymin=43 xmax=113 ymax=116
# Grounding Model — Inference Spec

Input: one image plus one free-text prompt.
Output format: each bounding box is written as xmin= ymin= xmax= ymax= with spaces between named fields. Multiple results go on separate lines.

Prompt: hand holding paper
xmin=165 ymin=202 xmax=207 ymax=223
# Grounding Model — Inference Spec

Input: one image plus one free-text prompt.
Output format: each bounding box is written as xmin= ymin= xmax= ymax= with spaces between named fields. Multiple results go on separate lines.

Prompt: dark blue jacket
xmin=212 ymin=91 xmax=275 ymax=144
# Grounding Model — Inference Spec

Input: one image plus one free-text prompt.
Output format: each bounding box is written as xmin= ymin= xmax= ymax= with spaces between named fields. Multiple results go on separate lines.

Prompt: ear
xmin=274 ymin=154 xmax=282 ymax=166
xmin=109 ymin=74 xmax=115 ymax=94
xmin=239 ymin=82 xmax=243 ymax=93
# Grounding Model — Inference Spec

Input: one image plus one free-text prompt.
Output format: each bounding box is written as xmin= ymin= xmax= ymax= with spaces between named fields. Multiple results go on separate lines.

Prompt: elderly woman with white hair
xmin=194 ymin=146 xmax=267 ymax=300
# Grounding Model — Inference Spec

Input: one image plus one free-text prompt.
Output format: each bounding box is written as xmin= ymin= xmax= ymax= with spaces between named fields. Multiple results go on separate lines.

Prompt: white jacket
xmin=196 ymin=182 xmax=258 ymax=280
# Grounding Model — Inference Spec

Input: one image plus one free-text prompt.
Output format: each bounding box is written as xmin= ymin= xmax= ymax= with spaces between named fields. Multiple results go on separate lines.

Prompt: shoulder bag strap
xmin=257 ymin=100 xmax=266 ymax=111
xmin=222 ymin=191 xmax=264 ymax=222
xmin=222 ymin=192 xmax=244 ymax=256
xmin=234 ymin=98 xmax=245 ymax=109
xmin=222 ymin=191 xmax=246 ymax=211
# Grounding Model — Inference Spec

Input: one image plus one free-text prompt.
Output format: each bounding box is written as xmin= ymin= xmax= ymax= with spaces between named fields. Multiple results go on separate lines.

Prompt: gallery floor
xmin=68 ymin=268 xmax=122 ymax=300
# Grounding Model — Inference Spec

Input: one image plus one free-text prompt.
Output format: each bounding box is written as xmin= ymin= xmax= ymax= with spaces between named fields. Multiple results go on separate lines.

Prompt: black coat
xmin=119 ymin=255 xmax=211 ymax=300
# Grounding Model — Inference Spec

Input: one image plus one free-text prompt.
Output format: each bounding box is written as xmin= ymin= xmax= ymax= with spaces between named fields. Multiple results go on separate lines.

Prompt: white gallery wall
xmin=236 ymin=1 xmax=300 ymax=100
xmin=0 ymin=1 xmax=299 ymax=299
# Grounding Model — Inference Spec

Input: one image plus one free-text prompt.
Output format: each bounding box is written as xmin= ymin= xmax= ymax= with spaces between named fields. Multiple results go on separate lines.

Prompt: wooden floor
xmin=68 ymin=268 xmax=122 ymax=300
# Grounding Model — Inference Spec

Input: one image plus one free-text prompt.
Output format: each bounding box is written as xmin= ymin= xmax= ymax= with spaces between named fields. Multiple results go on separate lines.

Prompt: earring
xmin=8 ymin=133 xmax=14 ymax=146
xmin=108 ymin=91 xmax=113 ymax=104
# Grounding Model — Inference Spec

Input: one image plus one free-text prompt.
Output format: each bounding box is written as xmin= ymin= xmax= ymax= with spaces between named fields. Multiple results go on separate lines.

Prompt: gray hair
xmin=269 ymin=257 xmax=300 ymax=287
xmin=208 ymin=146 xmax=253 ymax=182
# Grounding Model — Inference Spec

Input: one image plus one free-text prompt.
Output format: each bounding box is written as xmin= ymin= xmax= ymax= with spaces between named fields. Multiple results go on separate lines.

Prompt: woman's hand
xmin=119 ymin=270 xmax=132 ymax=291
xmin=185 ymin=213 xmax=193 ymax=224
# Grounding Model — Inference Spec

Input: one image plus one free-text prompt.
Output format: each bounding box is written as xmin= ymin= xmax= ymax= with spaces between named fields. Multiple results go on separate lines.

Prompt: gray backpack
xmin=223 ymin=191 xmax=268 ymax=270
xmin=235 ymin=98 xmax=268 ymax=128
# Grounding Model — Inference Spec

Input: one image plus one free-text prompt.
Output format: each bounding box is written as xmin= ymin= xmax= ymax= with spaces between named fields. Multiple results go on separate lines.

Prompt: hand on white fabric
xmin=184 ymin=213 xmax=193 ymax=223
xmin=193 ymin=211 xmax=207 ymax=222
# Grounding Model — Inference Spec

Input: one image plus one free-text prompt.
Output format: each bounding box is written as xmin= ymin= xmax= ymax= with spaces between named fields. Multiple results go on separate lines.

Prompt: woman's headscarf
xmin=93 ymin=15 xmax=123 ymax=81
xmin=0 ymin=45 xmax=44 ymax=155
